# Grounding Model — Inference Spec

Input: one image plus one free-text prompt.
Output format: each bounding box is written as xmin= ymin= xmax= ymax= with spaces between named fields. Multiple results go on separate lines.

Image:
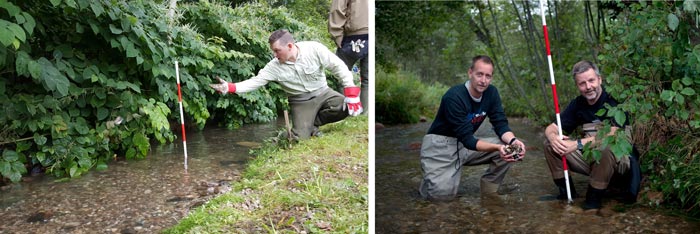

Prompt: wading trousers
xmin=289 ymin=87 xmax=348 ymax=139
xmin=419 ymin=135 xmax=510 ymax=201
xmin=543 ymin=139 xmax=627 ymax=190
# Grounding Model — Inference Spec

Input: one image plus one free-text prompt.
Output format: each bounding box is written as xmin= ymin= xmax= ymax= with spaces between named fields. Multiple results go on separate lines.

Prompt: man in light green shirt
xmin=210 ymin=29 xmax=362 ymax=139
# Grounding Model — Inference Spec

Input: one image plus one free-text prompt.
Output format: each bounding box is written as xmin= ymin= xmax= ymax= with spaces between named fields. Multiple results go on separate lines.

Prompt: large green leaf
xmin=14 ymin=51 xmax=29 ymax=76
xmin=38 ymin=58 xmax=70 ymax=97
xmin=34 ymin=133 xmax=48 ymax=146
xmin=50 ymin=0 xmax=62 ymax=7
xmin=614 ymin=110 xmax=626 ymax=127
xmin=2 ymin=150 xmax=18 ymax=161
xmin=97 ymin=108 xmax=109 ymax=120
xmin=0 ymin=1 xmax=19 ymax=17
xmin=0 ymin=20 xmax=15 ymax=46
xmin=0 ymin=160 xmax=10 ymax=178
xmin=681 ymin=87 xmax=696 ymax=96
xmin=125 ymin=147 xmax=136 ymax=159
xmin=11 ymin=161 xmax=26 ymax=174
xmin=90 ymin=2 xmax=104 ymax=17
xmin=21 ymin=12 xmax=35 ymax=35
xmin=667 ymin=13 xmax=679 ymax=31
xmin=7 ymin=20 xmax=25 ymax=42
xmin=69 ymin=165 xmax=78 ymax=177
xmin=132 ymin=131 xmax=149 ymax=156
xmin=109 ymin=24 xmax=122 ymax=34
xmin=27 ymin=59 xmax=41 ymax=79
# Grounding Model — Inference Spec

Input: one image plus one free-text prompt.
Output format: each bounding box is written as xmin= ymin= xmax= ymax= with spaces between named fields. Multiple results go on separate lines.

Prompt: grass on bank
xmin=163 ymin=115 xmax=368 ymax=233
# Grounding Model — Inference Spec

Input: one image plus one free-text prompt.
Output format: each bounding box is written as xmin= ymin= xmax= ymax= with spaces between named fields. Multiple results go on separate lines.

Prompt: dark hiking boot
xmin=583 ymin=185 xmax=606 ymax=210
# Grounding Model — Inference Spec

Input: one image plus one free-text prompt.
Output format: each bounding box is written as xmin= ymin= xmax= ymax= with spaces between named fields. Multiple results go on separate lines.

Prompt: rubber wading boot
xmin=554 ymin=178 xmax=578 ymax=200
xmin=480 ymin=179 xmax=507 ymax=207
xmin=480 ymin=180 xmax=503 ymax=198
xmin=583 ymin=185 xmax=606 ymax=211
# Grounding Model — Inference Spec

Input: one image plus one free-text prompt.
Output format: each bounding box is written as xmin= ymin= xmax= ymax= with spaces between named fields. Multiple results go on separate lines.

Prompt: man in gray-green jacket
xmin=210 ymin=29 xmax=363 ymax=139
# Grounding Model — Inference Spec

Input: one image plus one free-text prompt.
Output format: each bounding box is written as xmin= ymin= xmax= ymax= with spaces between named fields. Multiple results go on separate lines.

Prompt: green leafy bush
xmin=0 ymin=0 xmax=315 ymax=182
xmin=376 ymin=66 xmax=445 ymax=124
xmin=598 ymin=1 xmax=700 ymax=216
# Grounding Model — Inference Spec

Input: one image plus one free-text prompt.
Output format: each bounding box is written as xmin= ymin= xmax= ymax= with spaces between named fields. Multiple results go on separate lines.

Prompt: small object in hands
xmin=504 ymin=144 xmax=523 ymax=160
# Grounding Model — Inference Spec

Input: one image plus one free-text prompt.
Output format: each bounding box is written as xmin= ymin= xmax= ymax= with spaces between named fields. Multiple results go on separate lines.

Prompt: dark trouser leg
xmin=289 ymin=98 xmax=320 ymax=140
xmin=589 ymin=147 xmax=616 ymax=190
xmin=584 ymin=147 xmax=616 ymax=210
xmin=359 ymin=57 xmax=368 ymax=113
xmin=289 ymin=89 xmax=347 ymax=140
xmin=314 ymin=89 xmax=348 ymax=126
xmin=544 ymin=139 xmax=589 ymax=199
xmin=461 ymin=137 xmax=511 ymax=194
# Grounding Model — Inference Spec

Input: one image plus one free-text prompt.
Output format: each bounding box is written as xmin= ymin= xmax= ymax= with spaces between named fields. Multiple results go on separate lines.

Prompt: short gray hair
xmin=571 ymin=60 xmax=600 ymax=80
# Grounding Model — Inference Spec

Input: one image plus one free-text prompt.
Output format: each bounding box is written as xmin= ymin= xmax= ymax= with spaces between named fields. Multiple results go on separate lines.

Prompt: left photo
xmin=0 ymin=0 xmax=369 ymax=233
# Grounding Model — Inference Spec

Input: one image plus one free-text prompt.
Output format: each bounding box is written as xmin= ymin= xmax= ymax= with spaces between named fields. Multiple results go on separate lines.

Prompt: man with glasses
xmin=419 ymin=55 xmax=527 ymax=201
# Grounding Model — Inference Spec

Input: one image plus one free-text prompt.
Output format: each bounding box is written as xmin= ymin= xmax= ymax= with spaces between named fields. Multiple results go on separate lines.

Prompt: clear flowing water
xmin=0 ymin=120 xmax=281 ymax=234
xmin=375 ymin=118 xmax=700 ymax=233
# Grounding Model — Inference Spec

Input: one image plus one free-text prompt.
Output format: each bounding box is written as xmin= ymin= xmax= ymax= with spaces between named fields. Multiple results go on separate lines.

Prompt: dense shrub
xmin=0 ymin=0 xmax=314 ymax=182
xmin=599 ymin=1 xmax=700 ymax=216
xmin=376 ymin=66 xmax=445 ymax=124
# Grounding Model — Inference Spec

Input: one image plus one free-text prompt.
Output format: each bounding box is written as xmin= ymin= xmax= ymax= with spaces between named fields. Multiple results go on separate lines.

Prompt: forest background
xmin=376 ymin=0 xmax=700 ymax=217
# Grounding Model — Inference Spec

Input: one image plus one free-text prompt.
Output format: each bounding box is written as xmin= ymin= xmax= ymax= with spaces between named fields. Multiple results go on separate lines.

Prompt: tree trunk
xmin=553 ymin=0 xmax=560 ymax=41
xmin=584 ymin=1 xmax=599 ymax=63
xmin=487 ymin=0 xmax=536 ymax=115
xmin=523 ymin=0 xmax=549 ymax=115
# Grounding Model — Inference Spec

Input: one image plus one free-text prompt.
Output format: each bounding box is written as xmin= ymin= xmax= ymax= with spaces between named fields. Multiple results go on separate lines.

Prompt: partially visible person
xmin=328 ymin=0 xmax=368 ymax=112
xmin=209 ymin=29 xmax=363 ymax=140
xmin=543 ymin=60 xmax=641 ymax=211
xmin=419 ymin=55 xmax=526 ymax=201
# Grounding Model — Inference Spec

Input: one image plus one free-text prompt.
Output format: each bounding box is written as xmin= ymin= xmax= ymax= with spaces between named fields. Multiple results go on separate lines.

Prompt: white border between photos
xmin=368 ymin=0 xmax=376 ymax=233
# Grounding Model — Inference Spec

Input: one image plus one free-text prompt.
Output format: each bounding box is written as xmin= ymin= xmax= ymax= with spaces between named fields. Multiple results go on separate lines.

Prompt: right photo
xmin=374 ymin=0 xmax=700 ymax=233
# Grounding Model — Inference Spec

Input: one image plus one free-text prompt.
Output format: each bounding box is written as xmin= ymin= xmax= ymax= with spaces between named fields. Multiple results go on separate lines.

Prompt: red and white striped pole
xmin=175 ymin=61 xmax=188 ymax=171
xmin=540 ymin=0 xmax=572 ymax=203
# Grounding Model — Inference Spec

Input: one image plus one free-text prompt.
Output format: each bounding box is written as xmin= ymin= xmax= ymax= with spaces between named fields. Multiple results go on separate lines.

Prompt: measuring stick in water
xmin=540 ymin=0 xmax=572 ymax=203
xmin=284 ymin=110 xmax=292 ymax=139
xmin=175 ymin=61 xmax=188 ymax=171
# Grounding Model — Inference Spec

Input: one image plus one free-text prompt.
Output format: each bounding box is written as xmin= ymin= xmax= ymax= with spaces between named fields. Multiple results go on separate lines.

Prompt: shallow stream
xmin=375 ymin=118 xmax=700 ymax=233
xmin=0 ymin=120 xmax=280 ymax=233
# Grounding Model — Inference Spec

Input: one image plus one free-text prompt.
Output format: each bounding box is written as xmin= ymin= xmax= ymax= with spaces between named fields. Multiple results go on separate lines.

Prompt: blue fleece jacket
xmin=427 ymin=83 xmax=511 ymax=150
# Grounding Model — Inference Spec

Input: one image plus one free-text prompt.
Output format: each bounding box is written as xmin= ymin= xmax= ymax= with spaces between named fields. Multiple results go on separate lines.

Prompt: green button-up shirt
xmin=235 ymin=41 xmax=355 ymax=96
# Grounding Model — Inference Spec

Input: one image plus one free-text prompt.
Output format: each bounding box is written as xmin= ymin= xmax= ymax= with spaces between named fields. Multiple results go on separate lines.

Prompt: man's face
xmin=270 ymin=40 xmax=293 ymax=63
xmin=574 ymin=68 xmax=603 ymax=104
xmin=468 ymin=60 xmax=494 ymax=95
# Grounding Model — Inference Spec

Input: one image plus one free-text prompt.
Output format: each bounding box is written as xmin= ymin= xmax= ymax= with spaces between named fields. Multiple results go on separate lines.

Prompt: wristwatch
xmin=577 ymin=139 xmax=583 ymax=151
